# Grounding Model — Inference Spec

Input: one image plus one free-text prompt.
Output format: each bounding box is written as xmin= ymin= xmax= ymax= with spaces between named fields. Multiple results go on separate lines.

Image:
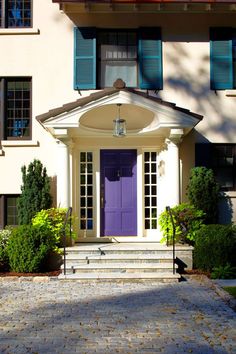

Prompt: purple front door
xmin=100 ymin=150 xmax=137 ymax=236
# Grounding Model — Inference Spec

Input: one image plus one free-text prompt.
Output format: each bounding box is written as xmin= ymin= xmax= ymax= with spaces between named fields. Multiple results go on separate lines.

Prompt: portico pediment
xmin=37 ymin=86 xmax=203 ymax=138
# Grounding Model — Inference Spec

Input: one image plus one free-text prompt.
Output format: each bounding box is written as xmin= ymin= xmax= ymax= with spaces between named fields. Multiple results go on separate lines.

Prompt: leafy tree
xmin=187 ymin=167 xmax=220 ymax=224
xmin=17 ymin=159 xmax=52 ymax=225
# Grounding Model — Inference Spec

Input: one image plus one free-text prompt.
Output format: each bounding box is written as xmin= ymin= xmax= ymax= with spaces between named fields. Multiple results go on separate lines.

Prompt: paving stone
xmin=0 ymin=278 xmax=235 ymax=354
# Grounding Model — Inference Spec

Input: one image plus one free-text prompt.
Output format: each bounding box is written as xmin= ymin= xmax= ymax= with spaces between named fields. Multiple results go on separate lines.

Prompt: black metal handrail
xmin=62 ymin=206 xmax=72 ymax=276
xmin=166 ymin=206 xmax=176 ymax=274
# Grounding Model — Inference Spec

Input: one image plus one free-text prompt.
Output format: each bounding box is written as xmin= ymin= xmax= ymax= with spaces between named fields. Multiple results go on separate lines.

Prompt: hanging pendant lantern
xmin=113 ymin=104 xmax=126 ymax=137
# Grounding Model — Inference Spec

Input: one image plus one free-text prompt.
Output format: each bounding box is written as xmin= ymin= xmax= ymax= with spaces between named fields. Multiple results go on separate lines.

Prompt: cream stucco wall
xmin=1 ymin=1 xmax=236 ymax=229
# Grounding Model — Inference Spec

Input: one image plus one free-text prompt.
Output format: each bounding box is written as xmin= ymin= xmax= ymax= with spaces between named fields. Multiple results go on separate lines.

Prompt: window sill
xmin=221 ymin=191 xmax=236 ymax=198
xmin=0 ymin=28 xmax=40 ymax=35
xmin=225 ymin=90 xmax=236 ymax=97
xmin=1 ymin=140 xmax=39 ymax=147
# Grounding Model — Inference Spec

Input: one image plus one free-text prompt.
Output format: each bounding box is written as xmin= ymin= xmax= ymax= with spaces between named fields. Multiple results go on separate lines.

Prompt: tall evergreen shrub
xmin=187 ymin=167 xmax=220 ymax=224
xmin=17 ymin=160 xmax=52 ymax=225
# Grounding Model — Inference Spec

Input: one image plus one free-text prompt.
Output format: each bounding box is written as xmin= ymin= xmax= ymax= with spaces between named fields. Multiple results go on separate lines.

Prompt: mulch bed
xmin=0 ymin=270 xmax=61 ymax=277
xmin=182 ymin=269 xmax=211 ymax=277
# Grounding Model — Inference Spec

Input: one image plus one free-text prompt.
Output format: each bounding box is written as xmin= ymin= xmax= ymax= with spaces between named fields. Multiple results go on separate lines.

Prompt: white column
xmin=165 ymin=136 xmax=181 ymax=207
xmin=56 ymin=140 xmax=70 ymax=208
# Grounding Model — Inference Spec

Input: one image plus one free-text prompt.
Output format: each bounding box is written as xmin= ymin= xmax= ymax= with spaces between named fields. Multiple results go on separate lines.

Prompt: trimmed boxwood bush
xmin=194 ymin=224 xmax=236 ymax=272
xmin=7 ymin=224 xmax=54 ymax=273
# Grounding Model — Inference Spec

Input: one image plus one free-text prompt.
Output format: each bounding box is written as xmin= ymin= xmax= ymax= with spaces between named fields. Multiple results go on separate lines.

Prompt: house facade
xmin=0 ymin=0 xmax=236 ymax=242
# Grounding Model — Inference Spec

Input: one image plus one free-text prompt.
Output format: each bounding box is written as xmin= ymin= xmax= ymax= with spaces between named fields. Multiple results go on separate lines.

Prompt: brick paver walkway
xmin=0 ymin=277 xmax=235 ymax=354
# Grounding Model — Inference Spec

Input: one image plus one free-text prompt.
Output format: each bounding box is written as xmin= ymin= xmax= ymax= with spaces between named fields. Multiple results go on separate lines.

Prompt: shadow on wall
xmin=181 ymin=132 xmax=234 ymax=224
xmin=162 ymin=41 xmax=236 ymax=141
xmin=218 ymin=193 xmax=234 ymax=225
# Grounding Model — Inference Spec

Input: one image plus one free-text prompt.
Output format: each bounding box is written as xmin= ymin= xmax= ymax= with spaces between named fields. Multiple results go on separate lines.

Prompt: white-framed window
xmin=0 ymin=0 xmax=32 ymax=28
xmin=79 ymin=152 xmax=94 ymax=230
xmin=143 ymin=151 xmax=157 ymax=230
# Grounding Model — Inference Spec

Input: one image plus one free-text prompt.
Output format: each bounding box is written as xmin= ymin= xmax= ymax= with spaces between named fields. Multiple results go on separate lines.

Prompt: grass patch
xmin=223 ymin=287 xmax=236 ymax=299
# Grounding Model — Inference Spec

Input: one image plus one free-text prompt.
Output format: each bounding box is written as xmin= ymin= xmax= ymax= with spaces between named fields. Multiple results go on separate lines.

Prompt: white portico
xmin=37 ymin=82 xmax=202 ymax=241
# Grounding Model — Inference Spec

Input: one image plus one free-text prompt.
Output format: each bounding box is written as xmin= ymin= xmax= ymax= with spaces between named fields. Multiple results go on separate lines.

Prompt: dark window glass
xmin=145 ymin=175 xmax=149 ymax=184
xmin=87 ymin=209 xmax=93 ymax=218
xmin=80 ymin=152 xmax=86 ymax=162
xmin=80 ymin=209 xmax=86 ymax=218
xmin=87 ymin=220 xmax=93 ymax=230
xmin=196 ymin=144 xmax=236 ymax=191
xmin=87 ymin=175 xmax=93 ymax=184
xmin=0 ymin=195 xmax=19 ymax=228
xmin=145 ymin=220 xmax=150 ymax=229
xmin=3 ymin=78 xmax=31 ymax=139
xmin=7 ymin=0 xmax=31 ymax=28
xmin=212 ymin=145 xmax=236 ymax=191
xmin=80 ymin=220 xmax=86 ymax=230
xmin=6 ymin=196 xmax=18 ymax=225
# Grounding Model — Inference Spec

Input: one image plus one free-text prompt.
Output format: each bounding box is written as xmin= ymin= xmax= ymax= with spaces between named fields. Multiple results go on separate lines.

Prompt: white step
xmin=62 ymin=262 xmax=177 ymax=274
xmin=64 ymin=254 xmax=174 ymax=264
xmin=58 ymin=272 xmax=181 ymax=282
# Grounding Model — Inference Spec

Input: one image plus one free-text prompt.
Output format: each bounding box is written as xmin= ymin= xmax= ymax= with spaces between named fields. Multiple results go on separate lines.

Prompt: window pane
xmin=144 ymin=151 xmax=158 ymax=230
xmin=211 ymin=144 xmax=236 ymax=191
xmin=145 ymin=175 xmax=149 ymax=184
xmin=144 ymin=152 xmax=150 ymax=162
xmin=79 ymin=152 xmax=94 ymax=230
xmin=80 ymin=209 xmax=86 ymax=218
xmin=80 ymin=220 xmax=86 ymax=230
xmin=99 ymin=30 xmax=137 ymax=88
xmin=6 ymin=196 xmax=18 ymax=226
xmin=87 ymin=152 xmax=93 ymax=162
xmin=6 ymin=79 xmax=31 ymax=138
xmin=151 ymin=152 xmax=157 ymax=162
xmin=80 ymin=152 xmax=86 ymax=162
xmin=87 ymin=209 xmax=93 ymax=218
xmin=100 ymin=61 xmax=137 ymax=88
xmin=80 ymin=186 xmax=86 ymax=196
xmin=87 ymin=175 xmax=93 ymax=184
xmin=7 ymin=0 xmax=31 ymax=28
xmin=87 ymin=220 xmax=93 ymax=230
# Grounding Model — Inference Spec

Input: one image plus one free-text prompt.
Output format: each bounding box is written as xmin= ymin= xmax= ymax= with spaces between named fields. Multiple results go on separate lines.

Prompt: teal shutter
xmin=210 ymin=28 xmax=233 ymax=90
xmin=138 ymin=28 xmax=162 ymax=90
xmin=74 ymin=27 xmax=96 ymax=90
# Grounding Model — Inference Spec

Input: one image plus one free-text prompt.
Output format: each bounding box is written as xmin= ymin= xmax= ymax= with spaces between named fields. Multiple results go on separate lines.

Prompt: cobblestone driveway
xmin=0 ymin=277 xmax=235 ymax=354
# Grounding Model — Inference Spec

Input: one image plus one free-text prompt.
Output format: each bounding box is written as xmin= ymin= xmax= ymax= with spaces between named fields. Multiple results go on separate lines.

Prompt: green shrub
xmin=187 ymin=167 xmax=220 ymax=224
xmin=32 ymin=208 xmax=75 ymax=252
xmin=158 ymin=203 xmax=205 ymax=244
xmin=211 ymin=264 xmax=236 ymax=279
xmin=194 ymin=224 xmax=236 ymax=272
xmin=0 ymin=227 xmax=12 ymax=270
xmin=7 ymin=225 xmax=54 ymax=273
